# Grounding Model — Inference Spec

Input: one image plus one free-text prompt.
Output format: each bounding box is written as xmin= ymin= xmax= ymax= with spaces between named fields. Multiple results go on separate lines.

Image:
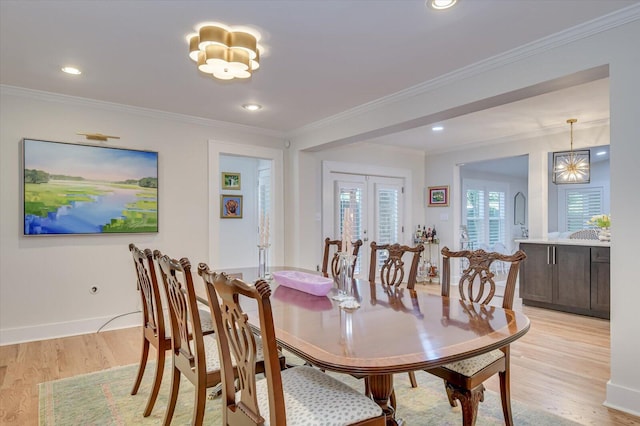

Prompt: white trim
xmin=0 ymin=85 xmax=283 ymax=138
xmin=0 ymin=313 xmax=141 ymax=346
xmin=287 ymin=5 xmax=640 ymax=138
xmin=208 ymin=141 xmax=285 ymax=268
xmin=605 ymin=380 xmax=640 ymax=417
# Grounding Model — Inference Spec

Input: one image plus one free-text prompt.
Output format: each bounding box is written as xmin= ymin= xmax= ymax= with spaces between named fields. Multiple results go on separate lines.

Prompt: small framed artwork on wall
xmin=221 ymin=195 xmax=243 ymax=218
xmin=221 ymin=172 xmax=241 ymax=190
xmin=428 ymin=186 xmax=449 ymax=207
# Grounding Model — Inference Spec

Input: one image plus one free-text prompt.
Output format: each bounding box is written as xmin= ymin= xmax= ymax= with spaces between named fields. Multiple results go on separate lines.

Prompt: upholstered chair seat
xmin=254 ymin=366 xmax=383 ymax=426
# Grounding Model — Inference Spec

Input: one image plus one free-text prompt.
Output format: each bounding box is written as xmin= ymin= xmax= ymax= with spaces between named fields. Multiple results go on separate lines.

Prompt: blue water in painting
xmin=24 ymin=188 xmax=148 ymax=235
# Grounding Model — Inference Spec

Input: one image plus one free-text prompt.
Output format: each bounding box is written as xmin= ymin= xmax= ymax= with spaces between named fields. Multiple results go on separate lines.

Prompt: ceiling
xmin=1 ymin=1 xmax=637 ymax=151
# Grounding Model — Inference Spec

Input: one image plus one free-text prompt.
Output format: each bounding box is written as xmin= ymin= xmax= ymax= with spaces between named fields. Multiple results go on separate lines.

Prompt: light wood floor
xmin=1 ymin=289 xmax=639 ymax=425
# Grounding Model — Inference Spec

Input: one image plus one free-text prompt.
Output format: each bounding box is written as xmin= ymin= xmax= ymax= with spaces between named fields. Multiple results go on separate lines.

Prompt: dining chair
xmin=156 ymin=253 xmax=282 ymax=425
xmin=321 ymin=237 xmax=363 ymax=278
xmin=199 ymin=266 xmax=386 ymax=426
xmin=128 ymin=244 xmax=215 ymax=418
xmin=424 ymin=246 xmax=526 ymax=426
xmin=367 ymin=241 xmax=424 ymax=397
xmin=129 ymin=244 xmax=171 ymax=417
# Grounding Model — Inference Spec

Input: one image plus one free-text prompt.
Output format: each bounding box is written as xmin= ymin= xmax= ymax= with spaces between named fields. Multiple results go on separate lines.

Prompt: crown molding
xmin=288 ymin=4 xmax=640 ymax=139
xmin=0 ymin=85 xmax=284 ymax=139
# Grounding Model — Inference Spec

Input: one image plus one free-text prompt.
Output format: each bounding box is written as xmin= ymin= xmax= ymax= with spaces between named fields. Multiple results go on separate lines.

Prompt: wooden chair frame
xmin=199 ymin=265 xmax=385 ymax=426
xmin=155 ymin=252 xmax=223 ymax=426
xmin=129 ymin=243 xmax=170 ymax=417
xmin=321 ymin=237 xmax=363 ymax=278
xmin=427 ymin=246 xmax=526 ymax=426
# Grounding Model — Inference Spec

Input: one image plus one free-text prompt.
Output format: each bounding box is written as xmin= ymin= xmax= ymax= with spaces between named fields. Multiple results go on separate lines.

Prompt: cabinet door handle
xmin=547 ymin=246 xmax=551 ymax=265
xmin=553 ymin=246 xmax=557 ymax=264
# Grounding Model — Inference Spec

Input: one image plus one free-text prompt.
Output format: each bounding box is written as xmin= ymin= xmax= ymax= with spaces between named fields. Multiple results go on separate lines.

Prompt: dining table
xmin=194 ymin=266 xmax=530 ymax=426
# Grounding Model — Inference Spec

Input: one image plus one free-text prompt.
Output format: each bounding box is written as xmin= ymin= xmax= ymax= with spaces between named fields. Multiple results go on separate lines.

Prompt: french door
xmin=331 ymin=173 xmax=404 ymax=277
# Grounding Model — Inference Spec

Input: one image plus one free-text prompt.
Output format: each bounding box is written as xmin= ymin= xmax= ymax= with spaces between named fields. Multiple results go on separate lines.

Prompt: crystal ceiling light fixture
xmin=187 ymin=22 xmax=262 ymax=81
xmin=552 ymin=118 xmax=590 ymax=184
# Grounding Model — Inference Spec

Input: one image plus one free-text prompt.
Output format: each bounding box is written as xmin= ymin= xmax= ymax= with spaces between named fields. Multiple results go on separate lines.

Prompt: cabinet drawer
xmin=591 ymin=247 xmax=610 ymax=263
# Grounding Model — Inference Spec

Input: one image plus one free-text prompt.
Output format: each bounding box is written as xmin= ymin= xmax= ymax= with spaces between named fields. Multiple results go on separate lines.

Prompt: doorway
xmin=323 ymin=161 xmax=411 ymax=278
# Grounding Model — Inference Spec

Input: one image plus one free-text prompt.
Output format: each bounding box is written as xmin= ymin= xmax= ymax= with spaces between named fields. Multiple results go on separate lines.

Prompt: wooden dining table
xmin=194 ymin=267 xmax=530 ymax=425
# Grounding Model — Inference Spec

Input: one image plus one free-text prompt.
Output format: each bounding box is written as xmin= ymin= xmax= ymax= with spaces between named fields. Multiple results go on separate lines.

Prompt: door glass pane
xmin=337 ymin=184 xmax=363 ymax=274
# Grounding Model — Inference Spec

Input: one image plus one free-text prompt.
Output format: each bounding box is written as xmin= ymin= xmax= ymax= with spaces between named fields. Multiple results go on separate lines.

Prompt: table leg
xmin=368 ymin=374 xmax=403 ymax=426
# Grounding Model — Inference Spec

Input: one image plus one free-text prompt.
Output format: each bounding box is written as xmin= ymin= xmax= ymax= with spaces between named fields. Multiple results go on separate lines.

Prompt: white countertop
xmin=515 ymin=238 xmax=610 ymax=247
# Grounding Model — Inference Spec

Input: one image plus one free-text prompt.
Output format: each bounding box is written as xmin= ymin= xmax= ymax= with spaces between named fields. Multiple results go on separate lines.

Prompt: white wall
xmin=218 ymin=155 xmax=259 ymax=268
xmin=0 ymin=88 xmax=283 ymax=344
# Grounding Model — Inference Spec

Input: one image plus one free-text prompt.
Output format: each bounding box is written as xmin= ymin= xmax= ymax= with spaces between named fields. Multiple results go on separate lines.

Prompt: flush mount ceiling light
xmin=429 ymin=0 xmax=457 ymax=10
xmin=432 ymin=125 xmax=444 ymax=131
xmin=61 ymin=66 xmax=81 ymax=75
xmin=187 ymin=22 xmax=262 ymax=81
xmin=552 ymin=118 xmax=590 ymax=184
xmin=242 ymin=103 xmax=262 ymax=111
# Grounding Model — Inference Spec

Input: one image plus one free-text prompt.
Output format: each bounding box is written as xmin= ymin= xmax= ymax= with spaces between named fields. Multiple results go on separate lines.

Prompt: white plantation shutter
xmin=336 ymin=182 xmax=364 ymax=274
xmin=464 ymin=180 xmax=507 ymax=249
xmin=466 ymin=189 xmax=485 ymax=248
xmin=374 ymin=184 xmax=402 ymax=269
xmin=563 ymin=188 xmax=603 ymax=231
xmin=375 ymin=186 xmax=400 ymax=244
xmin=488 ymin=191 xmax=506 ymax=246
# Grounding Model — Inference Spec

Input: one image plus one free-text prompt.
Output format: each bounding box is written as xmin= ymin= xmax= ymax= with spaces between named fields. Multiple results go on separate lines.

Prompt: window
xmin=464 ymin=179 xmax=507 ymax=249
xmin=560 ymin=187 xmax=603 ymax=232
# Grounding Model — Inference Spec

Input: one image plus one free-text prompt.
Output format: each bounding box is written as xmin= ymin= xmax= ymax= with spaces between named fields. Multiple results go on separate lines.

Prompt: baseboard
xmin=604 ymin=380 xmax=640 ymax=417
xmin=0 ymin=311 xmax=142 ymax=346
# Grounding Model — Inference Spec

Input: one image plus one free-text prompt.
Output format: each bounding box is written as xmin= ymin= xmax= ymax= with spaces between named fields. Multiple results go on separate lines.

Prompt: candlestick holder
xmin=258 ymin=244 xmax=271 ymax=280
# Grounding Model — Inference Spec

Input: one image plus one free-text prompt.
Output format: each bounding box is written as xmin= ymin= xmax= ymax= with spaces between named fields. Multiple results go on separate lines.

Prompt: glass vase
xmin=258 ymin=244 xmax=271 ymax=279
xmin=598 ymin=227 xmax=611 ymax=242
xmin=333 ymin=253 xmax=354 ymax=299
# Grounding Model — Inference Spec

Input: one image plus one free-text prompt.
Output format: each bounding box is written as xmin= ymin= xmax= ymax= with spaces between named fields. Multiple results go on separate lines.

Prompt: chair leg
xmin=193 ymin=380 xmax=207 ymax=426
xmin=446 ymin=382 xmax=485 ymax=426
xmin=444 ymin=379 xmax=457 ymax=407
xmin=364 ymin=377 xmax=371 ymax=397
xmin=408 ymin=371 xmax=418 ymax=388
xmin=162 ymin=364 xmax=181 ymax=426
xmin=499 ymin=369 xmax=514 ymax=426
xmin=142 ymin=345 xmax=166 ymax=416
xmin=131 ymin=338 xmax=150 ymax=395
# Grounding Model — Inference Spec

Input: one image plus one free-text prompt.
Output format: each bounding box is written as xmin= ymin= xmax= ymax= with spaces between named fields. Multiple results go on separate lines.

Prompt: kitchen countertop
xmin=515 ymin=238 xmax=610 ymax=247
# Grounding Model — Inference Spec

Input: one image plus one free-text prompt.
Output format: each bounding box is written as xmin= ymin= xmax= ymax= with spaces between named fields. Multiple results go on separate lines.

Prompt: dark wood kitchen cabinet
xmin=519 ymin=243 xmax=609 ymax=319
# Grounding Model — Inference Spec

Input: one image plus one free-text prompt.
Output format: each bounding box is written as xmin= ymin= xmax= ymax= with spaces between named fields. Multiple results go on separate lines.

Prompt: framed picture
xmin=428 ymin=186 xmax=449 ymax=207
xmin=220 ymin=195 xmax=243 ymax=218
xmin=221 ymin=172 xmax=241 ymax=190
xmin=22 ymin=138 xmax=158 ymax=235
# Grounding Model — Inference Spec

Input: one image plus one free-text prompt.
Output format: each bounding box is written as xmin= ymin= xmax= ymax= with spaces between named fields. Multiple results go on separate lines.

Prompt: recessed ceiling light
xmin=429 ymin=0 xmax=457 ymax=10
xmin=432 ymin=125 xmax=444 ymax=131
xmin=596 ymin=151 xmax=607 ymax=156
xmin=61 ymin=66 xmax=82 ymax=75
xmin=242 ymin=103 xmax=262 ymax=111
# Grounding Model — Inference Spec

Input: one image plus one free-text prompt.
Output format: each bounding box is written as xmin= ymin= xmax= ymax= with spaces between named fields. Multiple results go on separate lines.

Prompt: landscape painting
xmin=23 ymin=139 xmax=158 ymax=235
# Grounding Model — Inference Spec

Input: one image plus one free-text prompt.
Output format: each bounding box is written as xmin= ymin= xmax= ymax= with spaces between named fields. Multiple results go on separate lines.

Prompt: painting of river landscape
xmin=23 ymin=139 xmax=158 ymax=235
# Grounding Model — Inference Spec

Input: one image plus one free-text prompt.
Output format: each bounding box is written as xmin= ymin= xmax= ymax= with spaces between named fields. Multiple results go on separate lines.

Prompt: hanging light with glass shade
xmin=552 ymin=118 xmax=590 ymax=184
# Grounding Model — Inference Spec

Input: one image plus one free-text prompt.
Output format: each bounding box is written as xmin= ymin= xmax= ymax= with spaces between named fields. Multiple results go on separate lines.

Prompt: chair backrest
xmin=440 ymin=246 xmax=526 ymax=309
xmin=198 ymin=264 xmax=284 ymax=425
xmin=155 ymin=252 xmax=207 ymax=378
xmin=368 ymin=242 xmax=424 ymax=289
xmin=321 ymin=237 xmax=363 ymax=278
xmin=129 ymin=243 xmax=166 ymax=341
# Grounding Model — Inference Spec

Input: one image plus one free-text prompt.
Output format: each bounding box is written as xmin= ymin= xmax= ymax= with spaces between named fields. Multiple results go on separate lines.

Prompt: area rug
xmin=39 ymin=358 xmax=580 ymax=425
